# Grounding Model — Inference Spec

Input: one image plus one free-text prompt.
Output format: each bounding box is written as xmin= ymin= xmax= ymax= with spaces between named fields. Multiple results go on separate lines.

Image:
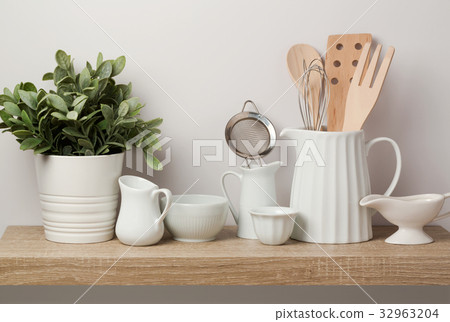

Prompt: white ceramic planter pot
xmin=34 ymin=153 xmax=124 ymax=243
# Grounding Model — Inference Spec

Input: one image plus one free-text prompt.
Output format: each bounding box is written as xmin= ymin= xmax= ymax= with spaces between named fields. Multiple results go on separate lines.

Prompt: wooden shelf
xmin=0 ymin=225 xmax=449 ymax=285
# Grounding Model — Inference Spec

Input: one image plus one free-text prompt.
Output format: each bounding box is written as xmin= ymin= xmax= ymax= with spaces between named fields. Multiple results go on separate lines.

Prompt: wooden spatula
xmin=287 ymin=44 xmax=323 ymax=128
xmin=342 ymin=43 xmax=395 ymax=131
xmin=325 ymin=33 xmax=372 ymax=131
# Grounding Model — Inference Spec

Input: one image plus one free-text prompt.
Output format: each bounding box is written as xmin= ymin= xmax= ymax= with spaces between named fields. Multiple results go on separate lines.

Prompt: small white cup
xmin=249 ymin=207 xmax=297 ymax=245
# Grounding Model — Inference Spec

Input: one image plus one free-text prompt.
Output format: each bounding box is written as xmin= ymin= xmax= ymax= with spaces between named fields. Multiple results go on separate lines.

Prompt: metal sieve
xmin=225 ymin=100 xmax=276 ymax=166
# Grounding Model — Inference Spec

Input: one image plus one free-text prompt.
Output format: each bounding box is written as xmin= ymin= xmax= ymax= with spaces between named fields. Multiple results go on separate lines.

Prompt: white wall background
xmin=0 ymin=0 xmax=449 ymax=237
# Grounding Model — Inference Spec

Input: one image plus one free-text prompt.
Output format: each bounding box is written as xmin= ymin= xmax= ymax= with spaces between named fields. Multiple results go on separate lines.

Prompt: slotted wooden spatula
xmin=325 ymin=33 xmax=372 ymax=131
xmin=342 ymin=43 xmax=395 ymax=131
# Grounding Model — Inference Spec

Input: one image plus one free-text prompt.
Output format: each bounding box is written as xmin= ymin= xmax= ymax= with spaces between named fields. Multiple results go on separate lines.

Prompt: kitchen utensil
xmin=225 ymin=100 xmax=276 ymax=167
xmin=297 ymin=61 xmax=330 ymax=131
xmin=280 ymin=128 xmax=401 ymax=243
xmin=360 ymin=193 xmax=450 ymax=245
xmin=342 ymin=43 xmax=395 ymax=131
xmin=115 ymin=175 xmax=172 ymax=246
xmin=221 ymin=161 xmax=281 ymax=239
xmin=250 ymin=206 xmax=297 ymax=245
xmin=325 ymin=33 xmax=372 ymax=131
xmin=287 ymin=44 xmax=323 ymax=126
xmin=163 ymin=194 xmax=228 ymax=242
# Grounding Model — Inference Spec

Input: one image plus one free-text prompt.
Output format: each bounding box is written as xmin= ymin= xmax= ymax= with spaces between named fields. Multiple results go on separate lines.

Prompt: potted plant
xmin=0 ymin=50 xmax=163 ymax=243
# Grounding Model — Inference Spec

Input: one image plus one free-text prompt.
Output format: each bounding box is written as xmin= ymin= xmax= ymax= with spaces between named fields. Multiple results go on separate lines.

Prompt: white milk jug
xmin=115 ymin=175 xmax=172 ymax=246
xmin=221 ymin=161 xmax=280 ymax=239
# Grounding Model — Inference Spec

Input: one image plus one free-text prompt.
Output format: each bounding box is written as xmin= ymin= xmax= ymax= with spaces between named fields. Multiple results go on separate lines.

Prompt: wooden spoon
xmin=287 ymin=44 xmax=323 ymax=128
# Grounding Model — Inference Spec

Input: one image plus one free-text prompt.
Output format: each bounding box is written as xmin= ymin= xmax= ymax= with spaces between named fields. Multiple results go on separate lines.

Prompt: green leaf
xmin=20 ymin=137 xmax=43 ymax=151
xmin=63 ymin=127 xmax=85 ymax=138
xmin=143 ymin=151 xmax=163 ymax=171
xmin=85 ymin=149 xmax=94 ymax=156
xmin=1 ymin=110 xmax=13 ymax=126
xmin=51 ymin=112 xmax=68 ymax=120
xmin=111 ymin=56 xmax=126 ymax=77
xmin=4 ymin=102 xmax=21 ymax=116
xmin=13 ymin=84 xmax=21 ymax=101
xmin=125 ymin=97 xmax=140 ymax=112
xmin=96 ymin=145 xmax=110 ymax=154
xmin=79 ymin=67 xmax=91 ymax=90
xmin=36 ymin=89 xmax=46 ymax=103
xmin=86 ymin=61 xmax=94 ymax=76
xmin=97 ymin=119 xmax=108 ymax=130
xmin=105 ymin=141 xmax=125 ymax=148
xmin=96 ymin=52 xmax=103 ymax=69
xmin=118 ymin=101 xmax=129 ymax=118
xmin=78 ymin=138 xmax=94 ymax=150
xmin=12 ymin=129 xmax=34 ymax=138
xmin=23 ymin=82 xmax=37 ymax=92
xmin=79 ymin=109 xmax=101 ymax=122
xmin=18 ymin=90 xmax=37 ymax=110
xmin=96 ymin=61 xmax=112 ymax=79
xmin=55 ymin=50 xmax=70 ymax=70
xmin=72 ymin=95 xmax=88 ymax=114
xmin=53 ymin=66 xmax=67 ymax=85
xmin=124 ymin=82 xmax=132 ymax=99
xmin=34 ymin=145 xmax=52 ymax=154
xmin=118 ymin=117 xmax=137 ymax=128
xmin=67 ymin=110 xmax=78 ymax=120
xmin=3 ymin=88 xmax=16 ymax=102
xmin=144 ymin=118 xmax=163 ymax=128
xmin=21 ymin=110 xmax=34 ymax=131
xmin=101 ymin=104 xmax=114 ymax=123
xmin=56 ymin=76 xmax=74 ymax=85
xmin=98 ymin=78 xmax=108 ymax=94
xmin=0 ymin=94 xmax=15 ymax=105
xmin=62 ymin=146 xmax=72 ymax=155
xmin=8 ymin=118 xmax=25 ymax=125
xmin=45 ymin=94 xmax=68 ymax=113
xmin=42 ymin=72 xmax=54 ymax=81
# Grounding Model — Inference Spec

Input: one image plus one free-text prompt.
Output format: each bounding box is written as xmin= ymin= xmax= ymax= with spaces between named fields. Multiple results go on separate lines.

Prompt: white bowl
xmin=163 ymin=194 xmax=228 ymax=242
xmin=250 ymin=207 xmax=297 ymax=245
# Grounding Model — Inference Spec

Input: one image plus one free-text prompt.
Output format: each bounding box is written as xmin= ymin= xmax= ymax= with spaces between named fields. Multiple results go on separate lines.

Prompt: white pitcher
xmin=115 ymin=175 xmax=172 ymax=246
xmin=280 ymin=129 xmax=402 ymax=243
xmin=221 ymin=161 xmax=281 ymax=239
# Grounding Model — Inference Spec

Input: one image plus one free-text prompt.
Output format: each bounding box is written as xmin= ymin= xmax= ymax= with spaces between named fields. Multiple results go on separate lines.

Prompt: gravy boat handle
xmin=433 ymin=192 xmax=450 ymax=222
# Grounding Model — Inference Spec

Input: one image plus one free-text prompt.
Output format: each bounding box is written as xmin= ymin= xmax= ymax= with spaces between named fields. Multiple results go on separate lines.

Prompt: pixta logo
xmin=125 ymin=130 xmax=172 ymax=176
xmin=192 ymin=139 xmax=325 ymax=167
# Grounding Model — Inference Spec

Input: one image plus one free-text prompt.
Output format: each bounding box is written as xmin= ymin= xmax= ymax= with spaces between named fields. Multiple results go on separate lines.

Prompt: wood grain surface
xmin=0 ymin=226 xmax=449 ymax=285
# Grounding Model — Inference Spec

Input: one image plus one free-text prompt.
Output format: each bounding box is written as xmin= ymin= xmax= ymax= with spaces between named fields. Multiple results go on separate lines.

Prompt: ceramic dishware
xmin=35 ymin=153 xmax=124 ymax=244
xmin=163 ymin=194 xmax=228 ymax=242
xmin=360 ymin=193 xmax=450 ymax=244
xmin=221 ymin=161 xmax=281 ymax=239
xmin=280 ymin=128 xmax=401 ymax=243
xmin=115 ymin=175 xmax=172 ymax=246
xmin=250 ymin=207 xmax=297 ymax=245
xmin=342 ymin=43 xmax=395 ymax=131
xmin=325 ymin=33 xmax=372 ymax=131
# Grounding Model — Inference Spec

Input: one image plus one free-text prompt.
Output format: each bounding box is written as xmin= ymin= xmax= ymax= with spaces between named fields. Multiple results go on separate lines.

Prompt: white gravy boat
xmin=360 ymin=193 xmax=450 ymax=244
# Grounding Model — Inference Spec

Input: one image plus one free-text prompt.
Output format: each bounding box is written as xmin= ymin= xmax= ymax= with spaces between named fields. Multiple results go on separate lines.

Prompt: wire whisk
xmin=297 ymin=59 xmax=330 ymax=131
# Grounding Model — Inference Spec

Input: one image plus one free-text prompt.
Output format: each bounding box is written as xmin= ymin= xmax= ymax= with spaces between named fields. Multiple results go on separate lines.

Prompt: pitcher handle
xmin=433 ymin=192 xmax=450 ymax=222
xmin=152 ymin=188 xmax=172 ymax=224
xmin=220 ymin=171 xmax=242 ymax=224
xmin=366 ymin=137 xmax=402 ymax=196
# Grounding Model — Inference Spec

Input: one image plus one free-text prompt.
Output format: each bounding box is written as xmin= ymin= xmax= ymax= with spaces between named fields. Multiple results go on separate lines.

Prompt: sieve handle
xmin=221 ymin=171 xmax=242 ymax=224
